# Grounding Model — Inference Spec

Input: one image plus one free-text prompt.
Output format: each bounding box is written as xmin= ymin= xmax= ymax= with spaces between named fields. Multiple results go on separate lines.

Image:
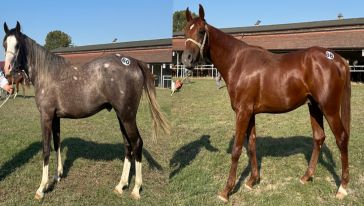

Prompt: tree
xmin=44 ymin=30 xmax=72 ymax=50
xmin=173 ymin=10 xmax=197 ymax=33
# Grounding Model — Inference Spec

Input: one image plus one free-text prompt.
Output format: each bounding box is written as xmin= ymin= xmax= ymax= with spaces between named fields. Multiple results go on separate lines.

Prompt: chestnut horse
xmin=7 ymin=70 xmax=30 ymax=98
xmin=182 ymin=5 xmax=351 ymax=202
xmin=3 ymin=22 xmax=170 ymax=200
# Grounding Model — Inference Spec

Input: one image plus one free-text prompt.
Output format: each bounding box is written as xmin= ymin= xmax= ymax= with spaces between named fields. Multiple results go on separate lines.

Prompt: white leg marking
xmin=131 ymin=161 xmax=142 ymax=199
xmin=35 ymin=163 xmax=49 ymax=199
xmin=114 ymin=158 xmax=131 ymax=195
xmin=54 ymin=148 xmax=63 ymax=182
xmin=336 ymin=185 xmax=348 ymax=199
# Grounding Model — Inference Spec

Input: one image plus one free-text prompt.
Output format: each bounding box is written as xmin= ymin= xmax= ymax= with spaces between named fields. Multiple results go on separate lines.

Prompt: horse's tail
xmin=137 ymin=61 xmax=170 ymax=140
xmin=340 ymin=58 xmax=351 ymax=137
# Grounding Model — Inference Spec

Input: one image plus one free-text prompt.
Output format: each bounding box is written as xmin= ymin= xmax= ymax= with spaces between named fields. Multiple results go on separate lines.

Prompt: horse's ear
xmin=15 ymin=21 xmax=21 ymax=34
xmin=4 ymin=22 xmax=9 ymax=34
xmin=185 ymin=7 xmax=193 ymax=22
xmin=199 ymin=4 xmax=205 ymax=21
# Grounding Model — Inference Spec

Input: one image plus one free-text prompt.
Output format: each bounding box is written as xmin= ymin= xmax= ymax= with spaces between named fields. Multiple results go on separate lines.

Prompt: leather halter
xmin=185 ymin=31 xmax=207 ymax=59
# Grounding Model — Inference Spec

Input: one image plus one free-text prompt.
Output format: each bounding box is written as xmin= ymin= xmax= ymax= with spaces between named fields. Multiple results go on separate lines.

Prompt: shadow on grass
xmin=169 ymin=135 xmax=219 ymax=179
xmin=0 ymin=137 xmax=162 ymax=182
xmin=225 ymin=135 xmax=340 ymax=194
xmin=61 ymin=137 xmax=163 ymax=178
xmin=0 ymin=141 xmax=42 ymax=181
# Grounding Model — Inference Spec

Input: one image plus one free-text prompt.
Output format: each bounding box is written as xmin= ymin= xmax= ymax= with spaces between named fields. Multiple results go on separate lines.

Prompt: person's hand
xmin=3 ymin=84 xmax=13 ymax=94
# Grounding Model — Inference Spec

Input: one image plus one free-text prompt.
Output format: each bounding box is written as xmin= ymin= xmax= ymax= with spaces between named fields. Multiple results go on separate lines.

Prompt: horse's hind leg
xmin=245 ymin=116 xmax=260 ymax=189
xmin=21 ymin=82 xmax=25 ymax=98
xmin=52 ymin=117 xmax=63 ymax=182
xmin=300 ymin=102 xmax=325 ymax=184
xmin=114 ymin=116 xmax=132 ymax=196
xmin=114 ymin=116 xmax=144 ymax=199
xmin=324 ymin=112 xmax=349 ymax=199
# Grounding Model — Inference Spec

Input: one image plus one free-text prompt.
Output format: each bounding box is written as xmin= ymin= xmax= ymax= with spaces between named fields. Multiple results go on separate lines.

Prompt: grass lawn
xmin=168 ymin=79 xmax=364 ymax=206
xmin=0 ymin=79 xmax=363 ymax=205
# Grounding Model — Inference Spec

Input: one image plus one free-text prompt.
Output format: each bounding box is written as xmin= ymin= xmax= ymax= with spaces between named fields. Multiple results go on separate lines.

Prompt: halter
xmin=185 ymin=30 xmax=208 ymax=59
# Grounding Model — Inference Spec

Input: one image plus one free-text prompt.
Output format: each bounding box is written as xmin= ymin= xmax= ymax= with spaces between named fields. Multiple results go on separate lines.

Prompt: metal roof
xmin=173 ymin=17 xmax=364 ymax=36
xmin=52 ymin=38 xmax=172 ymax=53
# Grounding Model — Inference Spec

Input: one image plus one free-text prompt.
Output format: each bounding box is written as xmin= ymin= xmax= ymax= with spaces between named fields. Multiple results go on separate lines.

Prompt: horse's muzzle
xmin=181 ymin=51 xmax=196 ymax=69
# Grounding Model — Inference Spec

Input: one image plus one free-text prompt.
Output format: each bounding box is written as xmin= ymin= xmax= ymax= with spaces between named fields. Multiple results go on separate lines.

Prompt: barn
xmin=52 ymin=38 xmax=172 ymax=87
xmin=173 ymin=17 xmax=364 ymax=81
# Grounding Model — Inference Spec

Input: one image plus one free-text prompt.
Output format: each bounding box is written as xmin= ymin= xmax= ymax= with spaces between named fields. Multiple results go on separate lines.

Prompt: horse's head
xmin=182 ymin=4 xmax=209 ymax=69
xmin=3 ymin=21 xmax=27 ymax=77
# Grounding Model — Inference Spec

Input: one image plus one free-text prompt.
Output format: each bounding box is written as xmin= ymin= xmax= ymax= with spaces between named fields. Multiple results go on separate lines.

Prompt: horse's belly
xmin=56 ymin=98 xmax=110 ymax=118
xmin=256 ymin=93 xmax=308 ymax=113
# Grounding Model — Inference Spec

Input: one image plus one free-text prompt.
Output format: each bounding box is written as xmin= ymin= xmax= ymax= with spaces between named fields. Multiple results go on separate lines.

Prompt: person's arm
xmin=0 ymin=70 xmax=12 ymax=93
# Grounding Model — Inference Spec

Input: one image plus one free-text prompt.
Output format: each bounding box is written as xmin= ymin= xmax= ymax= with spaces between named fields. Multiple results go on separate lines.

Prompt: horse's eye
xmin=199 ymin=29 xmax=205 ymax=36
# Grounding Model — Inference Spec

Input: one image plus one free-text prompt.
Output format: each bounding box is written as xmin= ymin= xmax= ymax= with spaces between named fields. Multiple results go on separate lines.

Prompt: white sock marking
xmin=115 ymin=158 xmax=131 ymax=193
xmin=36 ymin=163 xmax=49 ymax=197
xmin=54 ymin=148 xmax=63 ymax=181
xmin=131 ymin=161 xmax=142 ymax=198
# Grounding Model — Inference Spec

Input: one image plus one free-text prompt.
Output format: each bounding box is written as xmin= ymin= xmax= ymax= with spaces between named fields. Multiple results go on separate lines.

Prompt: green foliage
xmin=173 ymin=10 xmax=197 ymax=33
xmin=44 ymin=30 xmax=72 ymax=50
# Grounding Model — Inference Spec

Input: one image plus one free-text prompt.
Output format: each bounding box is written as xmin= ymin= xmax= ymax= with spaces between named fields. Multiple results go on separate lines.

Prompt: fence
xmin=172 ymin=64 xmax=364 ymax=82
xmin=350 ymin=65 xmax=364 ymax=82
xmin=172 ymin=64 xmax=218 ymax=79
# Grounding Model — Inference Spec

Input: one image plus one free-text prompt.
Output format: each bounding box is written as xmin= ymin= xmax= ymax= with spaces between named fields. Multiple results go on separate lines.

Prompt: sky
xmin=0 ymin=0 xmax=172 ymax=60
xmin=1 ymin=1 xmax=363 ymax=61
xmin=174 ymin=0 xmax=364 ymax=28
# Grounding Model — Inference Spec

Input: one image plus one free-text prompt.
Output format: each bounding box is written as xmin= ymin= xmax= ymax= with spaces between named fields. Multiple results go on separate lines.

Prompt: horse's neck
xmin=25 ymin=37 xmax=65 ymax=87
xmin=207 ymin=25 xmax=247 ymax=84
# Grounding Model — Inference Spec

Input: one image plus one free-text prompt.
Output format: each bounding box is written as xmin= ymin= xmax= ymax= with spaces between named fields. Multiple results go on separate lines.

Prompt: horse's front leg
xmin=218 ymin=109 xmax=252 ymax=202
xmin=34 ymin=112 xmax=53 ymax=200
xmin=52 ymin=117 xmax=63 ymax=182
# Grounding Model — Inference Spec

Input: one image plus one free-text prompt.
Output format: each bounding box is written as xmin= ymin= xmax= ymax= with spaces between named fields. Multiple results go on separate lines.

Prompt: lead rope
xmin=0 ymin=93 xmax=11 ymax=108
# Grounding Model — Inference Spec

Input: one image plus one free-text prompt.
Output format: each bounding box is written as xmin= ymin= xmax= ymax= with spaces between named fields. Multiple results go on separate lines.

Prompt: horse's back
xmin=53 ymin=54 xmax=144 ymax=118
xmin=236 ymin=46 xmax=348 ymax=113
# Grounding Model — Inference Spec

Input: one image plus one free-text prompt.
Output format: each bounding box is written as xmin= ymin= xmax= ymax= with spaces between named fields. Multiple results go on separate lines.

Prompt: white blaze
xmin=4 ymin=35 xmax=18 ymax=74
xmin=190 ymin=24 xmax=195 ymax=30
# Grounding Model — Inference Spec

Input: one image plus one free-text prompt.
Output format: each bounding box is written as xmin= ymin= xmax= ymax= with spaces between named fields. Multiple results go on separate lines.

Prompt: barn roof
xmin=173 ymin=17 xmax=364 ymax=36
xmin=52 ymin=38 xmax=172 ymax=53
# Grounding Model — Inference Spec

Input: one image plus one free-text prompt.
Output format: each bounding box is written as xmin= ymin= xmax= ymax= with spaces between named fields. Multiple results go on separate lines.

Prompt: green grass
xmin=1 ymin=80 xmax=364 ymax=205
xmin=0 ymin=88 xmax=171 ymax=206
xmin=168 ymin=80 xmax=364 ymax=206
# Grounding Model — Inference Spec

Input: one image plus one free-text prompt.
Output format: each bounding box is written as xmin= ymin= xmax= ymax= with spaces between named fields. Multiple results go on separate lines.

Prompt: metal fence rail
xmin=172 ymin=65 xmax=364 ymax=82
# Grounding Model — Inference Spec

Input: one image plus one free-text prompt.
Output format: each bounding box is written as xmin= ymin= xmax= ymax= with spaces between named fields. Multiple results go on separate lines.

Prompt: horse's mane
xmin=24 ymin=35 xmax=70 ymax=85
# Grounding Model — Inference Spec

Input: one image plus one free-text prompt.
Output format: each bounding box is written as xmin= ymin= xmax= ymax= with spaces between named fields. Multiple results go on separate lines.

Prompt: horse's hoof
xmin=34 ymin=191 xmax=44 ymax=200
xmin=130 ymin=191 xmax=141 ymax=200
xmin=217 ymin=192 xmax=229 ymax=203
xmin=113 ymin=187 xmax=123 ymax=197
xmin=53 ymin=175 xmax=61 ymax=182
xmin=244 ymin=183 xmax=253 ymax=190
xmin=335 ymin=185 xmax=347 ymax=200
